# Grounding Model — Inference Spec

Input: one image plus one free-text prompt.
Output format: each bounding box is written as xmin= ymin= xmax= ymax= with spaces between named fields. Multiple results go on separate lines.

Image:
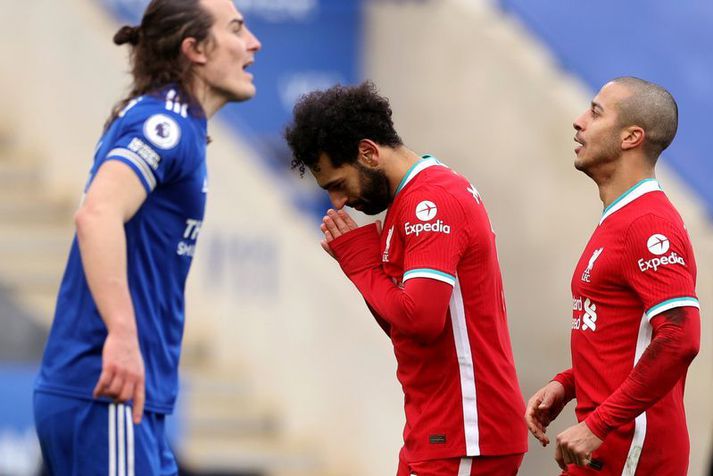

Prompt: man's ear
xmin=621 ymin=126 xmax=645 ymax=151
xmin=357 ymin=139 xmax=380 ymax=168
xmin=181 ymin=37 xmax=208 ymax=66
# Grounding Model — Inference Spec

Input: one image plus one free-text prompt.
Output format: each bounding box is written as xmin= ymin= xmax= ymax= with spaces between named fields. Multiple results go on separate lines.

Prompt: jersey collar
xmin=600 ymin=178 xmax=662 ymax=225
xmin=394 ymin=155 xmax=442 ymax=197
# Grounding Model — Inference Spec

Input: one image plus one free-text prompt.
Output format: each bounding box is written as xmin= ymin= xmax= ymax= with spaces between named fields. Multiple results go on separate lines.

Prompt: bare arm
xmin=76 ymin=160 xmax=147 ymax=423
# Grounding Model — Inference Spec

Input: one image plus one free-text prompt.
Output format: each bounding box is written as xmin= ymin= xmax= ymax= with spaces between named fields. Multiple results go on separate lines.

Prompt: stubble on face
xmin=574 ymin=131 xmax=621 ymax=175
xmin=574 ymin=85 xmax=627 ymax=176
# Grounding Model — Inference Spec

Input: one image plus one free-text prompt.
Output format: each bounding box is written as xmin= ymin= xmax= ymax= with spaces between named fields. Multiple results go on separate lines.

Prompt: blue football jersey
xmin=36 ymin=88 xmax=208 ymax=413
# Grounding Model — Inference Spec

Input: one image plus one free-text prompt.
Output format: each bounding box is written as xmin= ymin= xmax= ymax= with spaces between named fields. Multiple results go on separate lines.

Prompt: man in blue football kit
xmin=33 ymin=0 xmax=261 ymax=474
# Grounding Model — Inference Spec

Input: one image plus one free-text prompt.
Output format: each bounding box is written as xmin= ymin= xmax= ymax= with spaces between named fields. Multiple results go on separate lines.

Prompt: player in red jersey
xmin=285 ymin=82 xmax=527 ymax=475
xmin=525 ymin=77 xmax=700 ymax=475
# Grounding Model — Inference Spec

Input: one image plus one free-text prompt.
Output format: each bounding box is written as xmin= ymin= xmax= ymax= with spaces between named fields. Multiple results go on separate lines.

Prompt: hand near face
xmin=555 ymin=421 xmax=603 ymax=470
xmin=320 ymin=208 xmax=381 ymax=258
xmin=320 ymin=209 xmax=359 ymax=257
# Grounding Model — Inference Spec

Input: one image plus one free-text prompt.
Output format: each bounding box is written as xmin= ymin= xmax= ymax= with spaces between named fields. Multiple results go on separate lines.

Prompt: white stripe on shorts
xmin=458 ymin=457 xmax=473 ymax=475
xmin=118 ymin=403 xmax=126 ymax=476
xmin=108 ymin=403 xmax=116 ymax=476
xmin=125 ymin=405 xmax=135 ymax=476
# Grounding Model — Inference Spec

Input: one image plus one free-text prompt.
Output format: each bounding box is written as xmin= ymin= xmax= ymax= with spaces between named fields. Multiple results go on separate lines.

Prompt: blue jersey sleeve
xmin=101 ymin=100 xmax=196 ymax=193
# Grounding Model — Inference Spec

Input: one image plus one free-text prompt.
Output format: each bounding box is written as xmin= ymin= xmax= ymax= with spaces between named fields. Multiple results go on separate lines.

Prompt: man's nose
xmin=573 ymin=112 xmax=585 ymax=131
xmin=328 ymin=191 xmax=348 ymax=210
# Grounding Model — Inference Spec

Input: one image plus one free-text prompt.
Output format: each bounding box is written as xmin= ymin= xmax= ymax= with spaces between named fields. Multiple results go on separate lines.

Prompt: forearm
xmin=329 ymin=223 xmax=451 ymax=340
xmin=585 ymin=307 xmax=700 ymax=439
xmin=552 ymin=368 xmax=576 ymax=402
xmin=348 ymin=268 xmax=451 ymax=340
xmin=76 ymin=208 xmax=137 ymax=336
xmin=365 ymin=301 xmax=391 ymax=337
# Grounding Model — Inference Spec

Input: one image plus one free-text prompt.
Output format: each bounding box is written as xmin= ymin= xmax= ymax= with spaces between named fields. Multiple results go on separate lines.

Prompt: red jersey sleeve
xmin=329 ymin=223 xmax=454 ymax=341
xmin=399 ymin=187 xmax=468 ymax=287
xmin=621 ymin=214 xmax=699 ymax=319
xmin=585 ymin=306 xmax=700 ymax=439
xmin=552 ymin=368 xmax=576 ymax=402
xmin=584 ymin=214 xmax=701 ymax=440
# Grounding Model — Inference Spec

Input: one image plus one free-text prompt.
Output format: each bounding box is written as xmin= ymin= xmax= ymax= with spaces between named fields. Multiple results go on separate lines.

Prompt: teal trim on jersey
xmin=422 ymin=154 xmax=445 ymax=165
xmin=602 ymin=178 xmax=659 ymax=216
xmin=403 ymin=268 xmax=456 ymax=284
xmin=394 ymin=155 xmax=441 ymax=196
xmin=646 ymin=296 xmax=700 ymax=318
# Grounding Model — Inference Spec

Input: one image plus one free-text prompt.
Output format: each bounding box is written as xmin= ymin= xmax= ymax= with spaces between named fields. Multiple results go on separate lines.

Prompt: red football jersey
xmin=380 ymin=156 xmax=527 ymax=462
xmin=569 ymin=179 xmax=699 ymax=475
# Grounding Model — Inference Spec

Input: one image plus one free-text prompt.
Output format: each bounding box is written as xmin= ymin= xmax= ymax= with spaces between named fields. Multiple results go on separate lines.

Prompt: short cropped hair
xmin=285 ymin=81 xmax=403 ymax=176
xmin=611 ymin=77 xmax=678 ymax=159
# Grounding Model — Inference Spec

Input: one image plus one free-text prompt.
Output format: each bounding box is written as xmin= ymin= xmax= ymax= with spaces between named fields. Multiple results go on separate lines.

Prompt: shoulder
xmin=398 ymin=182 xmax=468 ymax=227
xmin=626 ymin=192 xmax=686 ymax=231
xmin=624 ymin=211 xmax=691 ymax=255
xmin=116 ymin=90 xmax=201 ymax=152
xmin=622 ymin=191 xmax=680 ymax=221
xmin=413 ymin=166 xmax=480 ymax=205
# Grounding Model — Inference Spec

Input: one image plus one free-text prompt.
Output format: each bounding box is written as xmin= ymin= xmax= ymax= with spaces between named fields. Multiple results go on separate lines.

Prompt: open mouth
xmin=574 ymin=135 xmax=584 ymax=153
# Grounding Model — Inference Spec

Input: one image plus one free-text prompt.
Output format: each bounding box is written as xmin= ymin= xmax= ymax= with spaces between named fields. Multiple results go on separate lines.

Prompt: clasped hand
xmin=320 ymin=208 xmax=380 ymax=257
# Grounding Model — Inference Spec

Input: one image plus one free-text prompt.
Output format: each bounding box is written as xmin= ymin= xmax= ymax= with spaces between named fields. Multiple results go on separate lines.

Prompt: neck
xmin=190 ymin=79 xmax=226 ymax=119
xmin=591 ymin=154 xmax=656 ymax=208
xmin=384 ymin=146 xmax=423 ymax=197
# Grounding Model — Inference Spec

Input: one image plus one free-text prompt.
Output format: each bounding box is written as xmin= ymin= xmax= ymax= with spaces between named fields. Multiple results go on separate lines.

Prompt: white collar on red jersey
xmin=394 ymin=155 xmax=443 ymax=196
xmin=600 ymin=178 xmax=663 ymax=225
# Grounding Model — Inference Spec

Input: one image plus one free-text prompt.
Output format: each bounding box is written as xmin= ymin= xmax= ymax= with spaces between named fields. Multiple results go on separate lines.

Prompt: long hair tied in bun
xmin=104 ymin=0 xmax=214 ymax=130
xmin=113 ymin=25 xmax=140 ymax=46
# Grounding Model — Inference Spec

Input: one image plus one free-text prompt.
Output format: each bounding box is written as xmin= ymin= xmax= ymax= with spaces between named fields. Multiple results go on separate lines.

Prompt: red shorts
xmin=397 ymin=454 xmax=524 ymax=476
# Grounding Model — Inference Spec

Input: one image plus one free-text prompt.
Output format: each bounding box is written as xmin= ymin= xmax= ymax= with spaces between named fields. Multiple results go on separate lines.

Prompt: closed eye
xmin=230 ymin=18 xmax=244 ymax=34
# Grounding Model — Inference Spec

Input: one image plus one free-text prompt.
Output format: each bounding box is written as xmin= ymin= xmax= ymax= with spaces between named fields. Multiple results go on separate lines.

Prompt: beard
xmin=574 ymin=133 xmax=621 ymax=176
xmin=351 ymin=164 xmax=392 ymax=215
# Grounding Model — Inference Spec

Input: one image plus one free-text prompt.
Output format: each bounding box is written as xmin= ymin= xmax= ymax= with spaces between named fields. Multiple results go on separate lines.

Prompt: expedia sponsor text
xmin=638 ymin=251 xmax=685 ymax=272
xmin=404 ymin=220 xmax=451 ymax=237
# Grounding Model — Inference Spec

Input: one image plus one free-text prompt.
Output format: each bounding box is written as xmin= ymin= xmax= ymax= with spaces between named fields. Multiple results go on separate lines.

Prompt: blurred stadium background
xmin=0 ymin=0 xmax=711 ymax=475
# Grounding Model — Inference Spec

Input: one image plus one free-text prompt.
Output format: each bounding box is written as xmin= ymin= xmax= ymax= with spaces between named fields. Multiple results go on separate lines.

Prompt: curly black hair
xmin=284 ymin=81 xmax=403 ymax=176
